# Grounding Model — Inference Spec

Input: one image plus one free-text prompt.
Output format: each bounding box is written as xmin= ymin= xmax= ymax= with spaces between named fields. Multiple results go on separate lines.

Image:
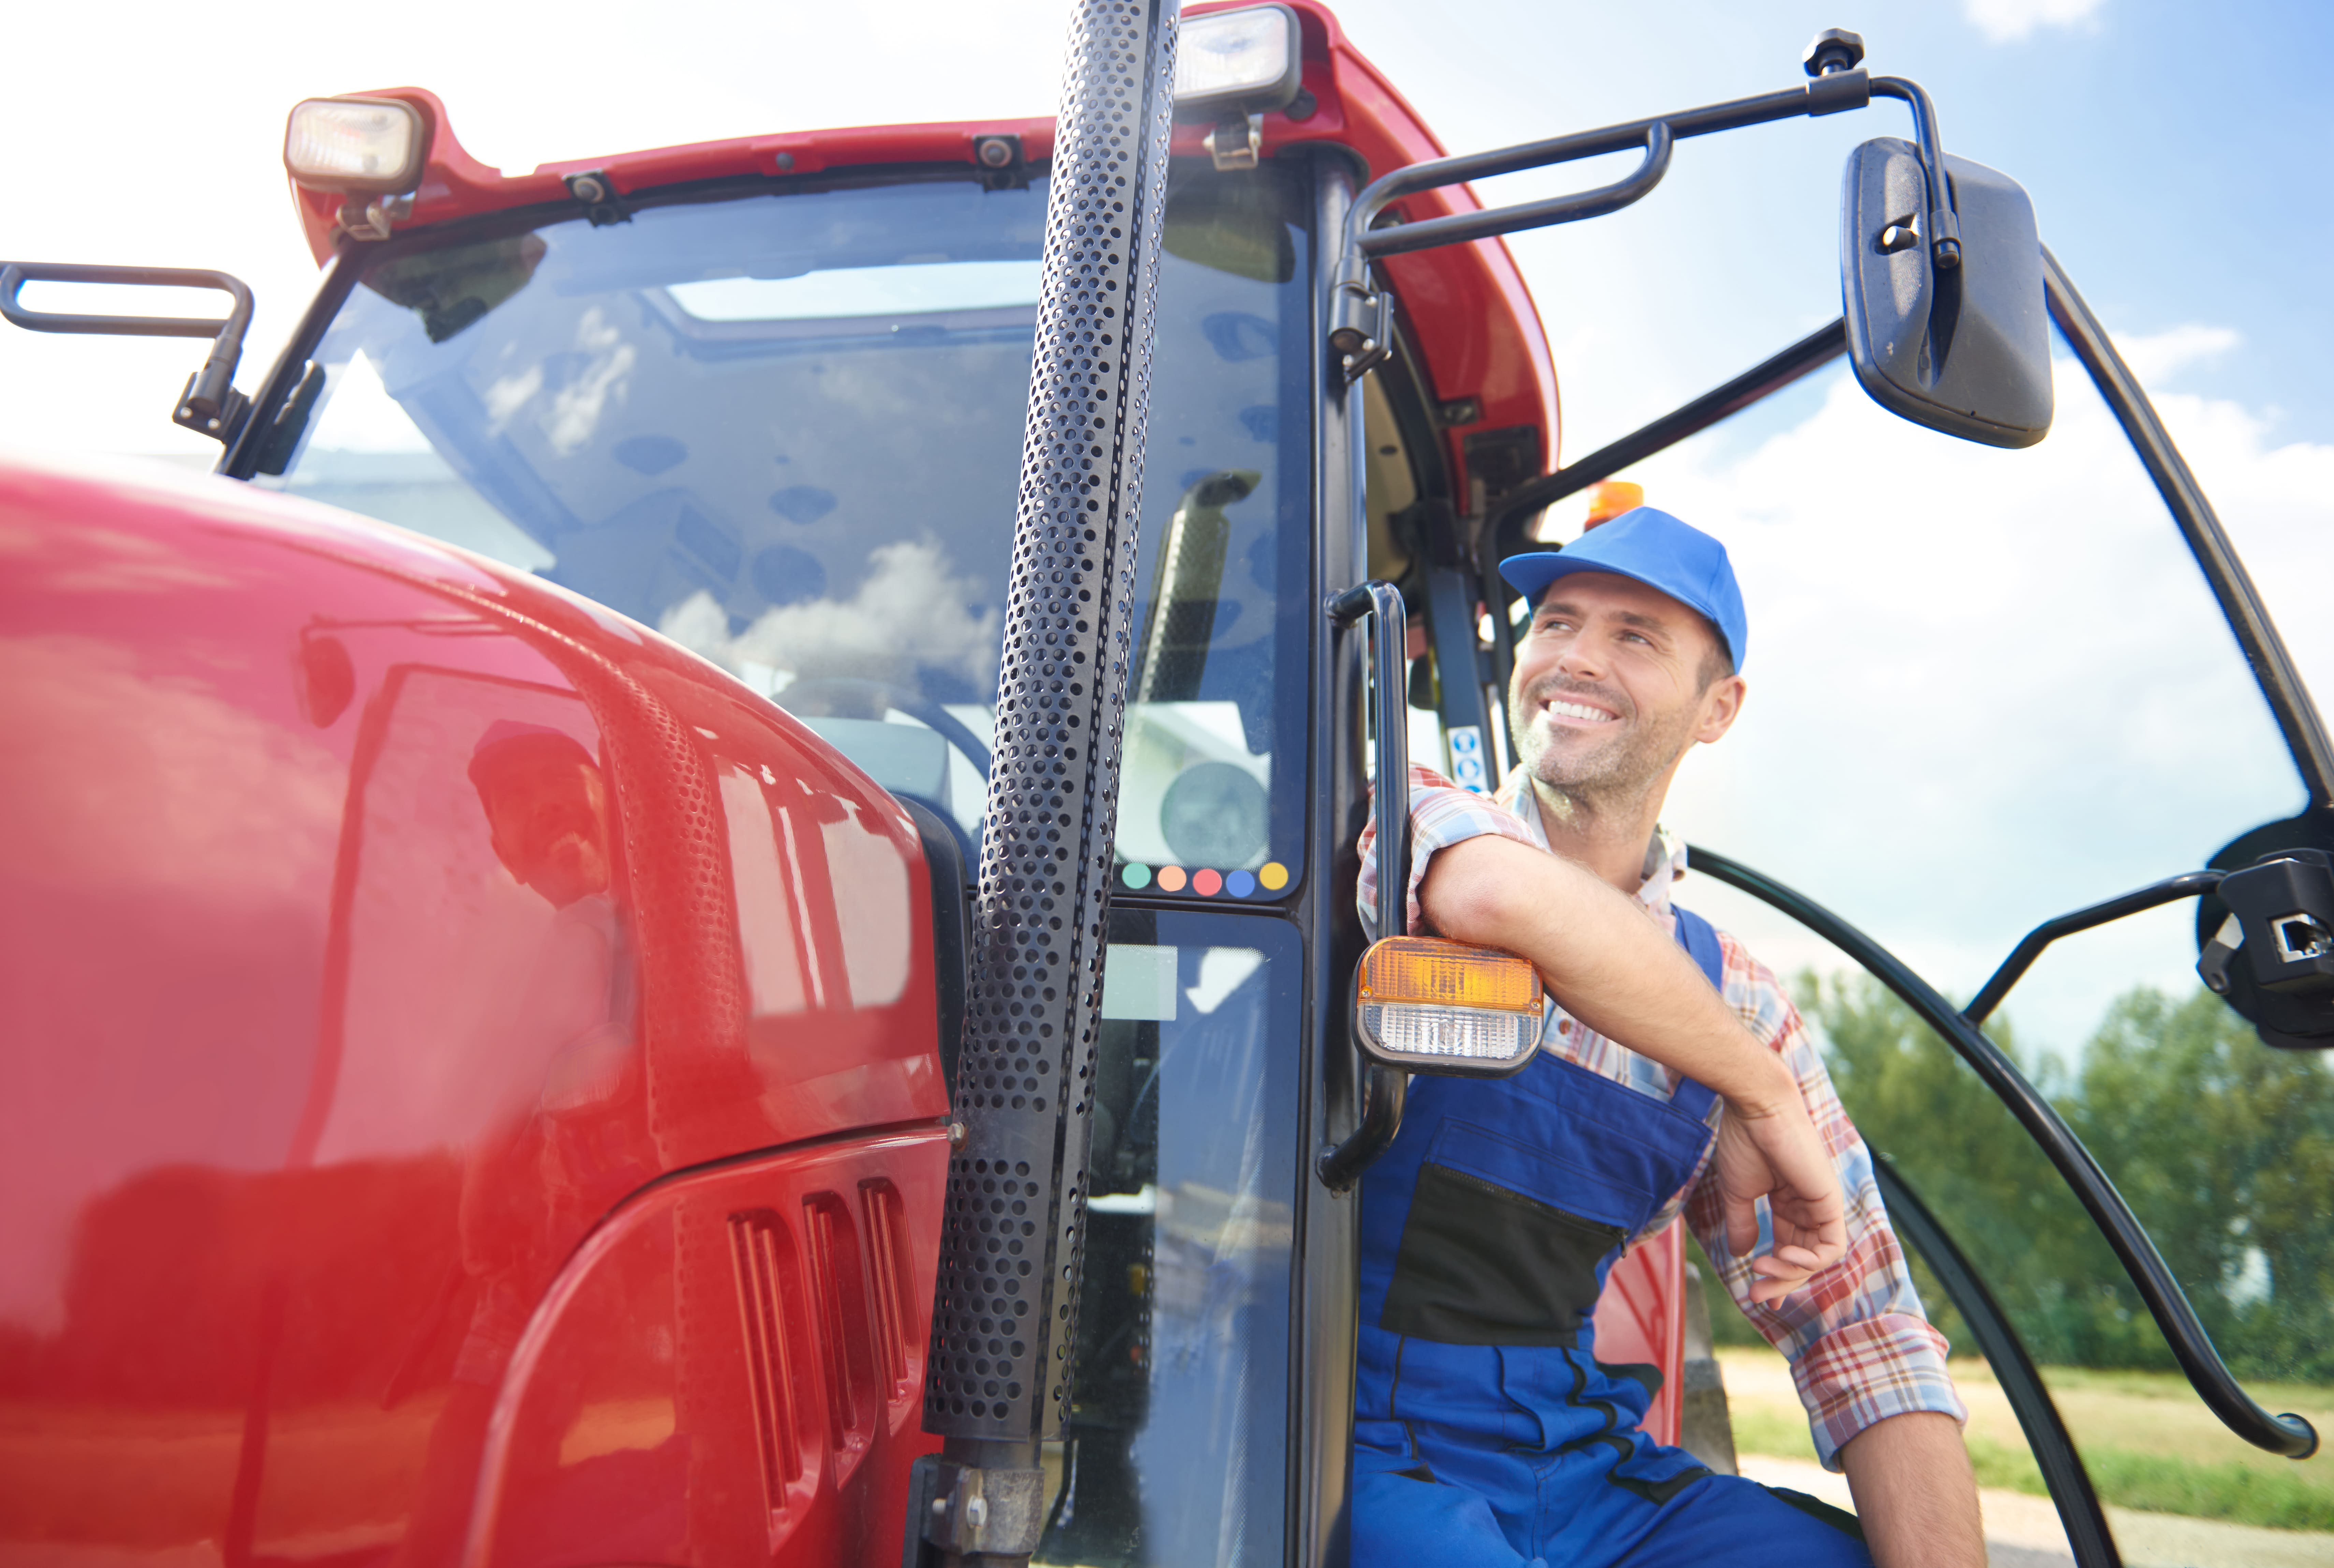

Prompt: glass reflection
xmin=274 ymin=164 xmax=1314 ymax=887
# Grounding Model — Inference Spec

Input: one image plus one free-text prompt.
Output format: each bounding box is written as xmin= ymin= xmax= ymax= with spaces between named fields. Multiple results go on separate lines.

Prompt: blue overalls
xmin=1351 ymin=907 xmax=1870 ymax=1568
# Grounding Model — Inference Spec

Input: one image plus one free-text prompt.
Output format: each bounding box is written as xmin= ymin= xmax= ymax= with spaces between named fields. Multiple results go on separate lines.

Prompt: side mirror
xmin=1840 ymin=139 xmax=2052 ymax=449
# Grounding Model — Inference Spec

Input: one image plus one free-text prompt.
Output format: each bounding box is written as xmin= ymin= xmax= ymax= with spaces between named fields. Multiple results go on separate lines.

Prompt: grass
xmin=1715 ymin=1348 xmax=2334 ymax=1534
xmin=1964 ymin=1433 xmax=2334 ymax=1531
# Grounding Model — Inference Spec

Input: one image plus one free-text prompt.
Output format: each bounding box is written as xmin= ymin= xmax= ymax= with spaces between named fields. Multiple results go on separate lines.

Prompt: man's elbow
xmin=1415 ymin=837 xmax=1533 ymax=947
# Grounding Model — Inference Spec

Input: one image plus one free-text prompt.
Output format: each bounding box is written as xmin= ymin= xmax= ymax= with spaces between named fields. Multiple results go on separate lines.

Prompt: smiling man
xmin=1348 ymin=507 xmax=1983 ymax=1568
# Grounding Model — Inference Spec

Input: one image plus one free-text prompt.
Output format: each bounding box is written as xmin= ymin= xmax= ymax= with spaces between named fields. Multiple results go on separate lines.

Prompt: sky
xmin=4 ymin=0 xmax=2331 ymax=1061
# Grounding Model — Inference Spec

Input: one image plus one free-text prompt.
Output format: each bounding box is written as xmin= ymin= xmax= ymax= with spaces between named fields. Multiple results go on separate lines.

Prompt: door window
xmin=1619 ymin=339 xmax=2333 ymax=1556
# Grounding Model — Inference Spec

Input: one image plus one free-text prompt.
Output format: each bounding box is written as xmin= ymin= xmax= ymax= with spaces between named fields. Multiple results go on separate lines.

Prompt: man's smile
xmin=1537 ymin=692 xmax=1621 ymax=728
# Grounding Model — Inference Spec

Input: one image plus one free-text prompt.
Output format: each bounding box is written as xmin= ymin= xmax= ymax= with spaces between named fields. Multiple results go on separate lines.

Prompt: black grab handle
xmin=0 ymin=261 xmax=256 ymax=433
xmin=1318 ymin=581 xmax=1411 ymax=1194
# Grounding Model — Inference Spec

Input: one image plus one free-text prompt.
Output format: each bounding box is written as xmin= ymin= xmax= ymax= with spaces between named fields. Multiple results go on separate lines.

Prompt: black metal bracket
xmin=1318 ymin=581 xmax=1411 ymax=1193
xmin=1689 ymin=843 xmax=2319 ymax=1460
xmin=564 ymin=171 xmax=631 ymax=228
xmin=0 ymin=261 xmax=256 ymax=446
xmin=1964 ymin=870 xmax=2224 ymax=1025
xmin=2199 ymin=849 xmax=2334 ymax=1049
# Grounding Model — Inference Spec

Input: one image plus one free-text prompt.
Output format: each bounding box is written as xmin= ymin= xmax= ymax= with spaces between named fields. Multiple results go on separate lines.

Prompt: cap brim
xmin=1498 ymin=551 xmax=1671 ymax=607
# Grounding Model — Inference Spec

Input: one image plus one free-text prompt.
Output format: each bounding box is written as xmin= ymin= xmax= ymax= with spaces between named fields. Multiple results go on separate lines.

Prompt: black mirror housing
xmin=1841 ymin=138 xmax=2052 ymax=449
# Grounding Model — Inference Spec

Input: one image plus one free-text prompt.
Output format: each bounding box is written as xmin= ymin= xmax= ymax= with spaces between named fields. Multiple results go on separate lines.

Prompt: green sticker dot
xmin=1121 ymin=863 xmax=1152 ymax=889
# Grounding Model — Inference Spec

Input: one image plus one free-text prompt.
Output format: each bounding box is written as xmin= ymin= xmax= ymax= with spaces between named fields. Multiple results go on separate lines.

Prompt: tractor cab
xmin=3 ymin=3 xmax=2327 ymax=1566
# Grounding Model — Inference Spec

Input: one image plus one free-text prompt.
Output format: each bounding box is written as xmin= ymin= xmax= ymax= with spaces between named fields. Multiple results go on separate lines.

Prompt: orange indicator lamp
xmin=1581 ymin=481 xmax=1645 ymax=529
xmin=1354 ymin=936 xmax=1545 ymax=1076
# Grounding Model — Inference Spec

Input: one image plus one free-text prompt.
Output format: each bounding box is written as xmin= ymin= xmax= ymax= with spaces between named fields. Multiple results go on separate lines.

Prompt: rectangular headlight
xmin=1174 ymin=5 xmax=1302 ymax=115
xmin=1354 ymin=937 xmax=1545 ymax=1078
xmin=284 ymin=98 xmax=426 ymax=195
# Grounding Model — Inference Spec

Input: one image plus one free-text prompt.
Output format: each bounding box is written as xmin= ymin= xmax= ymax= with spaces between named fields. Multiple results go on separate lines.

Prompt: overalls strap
xmin=1666 ymin=903 xmax=1726 ymax=1123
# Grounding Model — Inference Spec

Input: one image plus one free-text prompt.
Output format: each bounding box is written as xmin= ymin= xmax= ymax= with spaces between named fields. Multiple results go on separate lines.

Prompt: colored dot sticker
xmin=1225 ymin=869 xmax=1257 ymax=898
xmin=1121 ymin=863 xmax=1151 ymax=890
xmin=1258 ymin=861 xmax=1290 ymax=891
xmin=1154 ymin=865 xmax=1187 ymax=892
xmin=1192 ymin=868 xmax=1223 ymax=896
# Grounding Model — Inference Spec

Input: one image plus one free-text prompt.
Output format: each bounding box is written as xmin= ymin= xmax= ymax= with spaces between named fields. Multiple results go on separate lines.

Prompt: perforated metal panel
xmin=923 ymin=0 xmax=1179 ymax=1444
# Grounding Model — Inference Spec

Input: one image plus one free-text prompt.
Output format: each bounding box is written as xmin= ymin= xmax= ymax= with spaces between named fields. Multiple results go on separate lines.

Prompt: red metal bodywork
xmin=0 ymin=455 xmax=948 ymax=1564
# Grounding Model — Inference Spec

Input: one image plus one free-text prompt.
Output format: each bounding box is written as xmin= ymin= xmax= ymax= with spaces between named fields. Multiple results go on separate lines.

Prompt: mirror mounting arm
xmin=1319 ymin=54 xmax=1971 ymax=380
xmin=1869 ymin=76 xmax=1963 ymax=270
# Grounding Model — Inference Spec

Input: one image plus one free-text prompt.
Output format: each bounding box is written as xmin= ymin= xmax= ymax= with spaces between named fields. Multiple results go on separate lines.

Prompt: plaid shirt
xmin=1358 ymin=763 xmax=1965 ymax=1468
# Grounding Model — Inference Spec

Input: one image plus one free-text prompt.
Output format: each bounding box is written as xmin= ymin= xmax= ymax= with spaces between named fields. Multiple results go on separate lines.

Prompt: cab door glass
xmin=1036 ymin=909 xmax=1299 ymax=1568
xmin=1614 ymin=346 xmax=2333 ymax=1555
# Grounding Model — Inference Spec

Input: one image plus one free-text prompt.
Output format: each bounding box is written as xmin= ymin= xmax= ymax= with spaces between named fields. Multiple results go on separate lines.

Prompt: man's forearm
xmin=1416 ymin=834 xmax=1793 ymax=1109
xmin=1838 ymin=1412 xmax=1985 ymax=1568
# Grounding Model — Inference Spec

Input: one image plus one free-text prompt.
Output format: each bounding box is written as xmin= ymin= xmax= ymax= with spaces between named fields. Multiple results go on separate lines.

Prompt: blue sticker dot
xmin=1225 ymin=869 xmax=1258 ymax=898
xmin=1121 ymin=863 xmax=1151 ymax=890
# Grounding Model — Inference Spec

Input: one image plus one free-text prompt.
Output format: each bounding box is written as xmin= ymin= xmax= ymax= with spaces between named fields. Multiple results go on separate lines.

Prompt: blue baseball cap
xmin=1498 ymin=506 xmax=1748 ymax=672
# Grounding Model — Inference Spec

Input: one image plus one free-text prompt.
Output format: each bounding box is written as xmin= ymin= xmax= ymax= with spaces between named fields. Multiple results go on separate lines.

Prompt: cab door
xmin=1521 ymin=278 xmax=2334 ymax=1566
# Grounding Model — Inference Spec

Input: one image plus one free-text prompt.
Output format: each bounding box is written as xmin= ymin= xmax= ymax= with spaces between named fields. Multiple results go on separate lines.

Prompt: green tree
xmin=1779 ymin=971 xmax=2334 ymax=1380
xmin=2067 ymin=986 xmax=2334 ymax=1382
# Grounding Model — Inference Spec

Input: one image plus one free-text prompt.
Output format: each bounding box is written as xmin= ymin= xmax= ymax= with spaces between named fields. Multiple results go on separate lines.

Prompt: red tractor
xmin=2 ymin=4 xmax=2321 ymax=1567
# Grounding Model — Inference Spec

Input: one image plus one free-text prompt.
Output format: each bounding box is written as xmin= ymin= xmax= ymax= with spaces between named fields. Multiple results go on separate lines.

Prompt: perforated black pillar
xmin=917 ymin=1 xmax=1178 ymax=1551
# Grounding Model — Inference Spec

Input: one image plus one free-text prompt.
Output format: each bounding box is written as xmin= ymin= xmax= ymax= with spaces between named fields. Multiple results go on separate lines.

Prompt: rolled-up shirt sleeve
xmin=1680 ymin=934 xmax=1967 ymax=1468
xmin=1355 ymin=765 xmax=1539 ymax=939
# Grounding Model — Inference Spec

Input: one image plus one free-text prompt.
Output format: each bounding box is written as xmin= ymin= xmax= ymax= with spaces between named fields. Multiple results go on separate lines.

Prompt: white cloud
xmin=2114 ymin=323 xmax=2240 ymax=385
xmin=0 ymin=0 xmax=1074 ymax=460
xmin=1964 ymin=0 xmax=2107 ymax=44
xmin=661 ymin=538 xmax=1001 ymax=694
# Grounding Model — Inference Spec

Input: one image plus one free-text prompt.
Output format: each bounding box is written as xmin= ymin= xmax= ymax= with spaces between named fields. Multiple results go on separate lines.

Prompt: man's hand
xmin=1419 ymin=834 xmax=1848 ymax=1288
xmin=1708 ymin=1088 xmax=1847 ymax=1303
xmin=1840 ymin=1412 xmax=1986 ymax=1568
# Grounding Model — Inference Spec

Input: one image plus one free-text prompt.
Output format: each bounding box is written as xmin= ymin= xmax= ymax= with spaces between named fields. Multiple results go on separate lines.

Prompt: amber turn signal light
xmin=1353 ymin=937 xmax=1545 ymax=1078
xmin=1581 ymin=480 xmax=1645 ymax=529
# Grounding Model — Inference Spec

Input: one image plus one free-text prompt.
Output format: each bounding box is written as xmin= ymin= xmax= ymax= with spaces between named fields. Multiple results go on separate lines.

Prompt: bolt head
xmin=974 ymin=136 xmax=1016 ymax=170
xmin=568 ymin=174 xmax=608 ymax=204
xmin=1802 ymin=27 xmax=1866 ymax=76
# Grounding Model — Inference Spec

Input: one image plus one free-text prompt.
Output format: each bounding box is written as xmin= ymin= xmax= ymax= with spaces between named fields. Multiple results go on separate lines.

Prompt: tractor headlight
xmin=1174 ymin=5 xmax=1303 ymax=115
xmin=1354 ymin=937 xmax=1545 ymax=1078
xmin=284 ymin=97 xmax=426 ymax=195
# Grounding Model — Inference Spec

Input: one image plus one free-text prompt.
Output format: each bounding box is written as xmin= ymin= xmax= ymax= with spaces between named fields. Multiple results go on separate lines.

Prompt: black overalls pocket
xmin=1379 ymin=1118 xmax=1650 ymax=1347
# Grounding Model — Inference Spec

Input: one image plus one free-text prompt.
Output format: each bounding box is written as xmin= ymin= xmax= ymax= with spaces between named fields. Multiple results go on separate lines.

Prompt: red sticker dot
xmin=1192 ymin=868 xmax=1223 ymax=896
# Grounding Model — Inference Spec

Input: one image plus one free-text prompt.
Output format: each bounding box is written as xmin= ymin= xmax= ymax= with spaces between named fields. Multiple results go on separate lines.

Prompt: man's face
xmin=1509 ymin=571 xmax=1745 ymax=803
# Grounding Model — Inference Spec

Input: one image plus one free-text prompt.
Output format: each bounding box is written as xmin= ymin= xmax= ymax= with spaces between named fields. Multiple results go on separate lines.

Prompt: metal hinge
xmin=1205 ymin=111 xmax=1263 ymax=172
xmin=906 ymin=1455 xmax=1046 ymax=1566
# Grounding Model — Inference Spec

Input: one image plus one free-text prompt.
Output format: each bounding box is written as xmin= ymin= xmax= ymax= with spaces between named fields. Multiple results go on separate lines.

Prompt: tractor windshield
xmin=272 ymin=166 xmax=1313 ymax=893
